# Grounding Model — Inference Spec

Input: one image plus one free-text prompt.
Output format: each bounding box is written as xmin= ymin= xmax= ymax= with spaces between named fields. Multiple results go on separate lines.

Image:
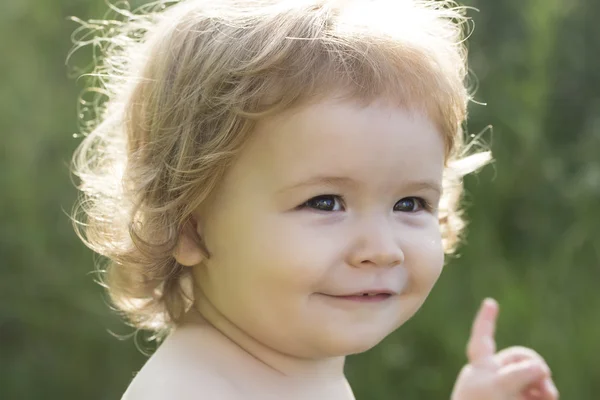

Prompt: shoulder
xmin=121 ymin=364 xmax=242 ymax=400
xmin=120 ymin=336 xmax=242 ymax=400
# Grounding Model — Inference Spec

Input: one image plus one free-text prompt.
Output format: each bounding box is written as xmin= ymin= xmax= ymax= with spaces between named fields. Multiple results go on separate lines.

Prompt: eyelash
xmin=299 ymin=195 xmax=433 ymax=213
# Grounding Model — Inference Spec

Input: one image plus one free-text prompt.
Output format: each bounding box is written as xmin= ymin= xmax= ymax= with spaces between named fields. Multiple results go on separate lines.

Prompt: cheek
xmin=404 ymin=227 xmax=444 ymax=284
xmin=253 ymin=217 xmax=343 ymax=286
xmin=212 ymin=213 xmax=340 ymax=292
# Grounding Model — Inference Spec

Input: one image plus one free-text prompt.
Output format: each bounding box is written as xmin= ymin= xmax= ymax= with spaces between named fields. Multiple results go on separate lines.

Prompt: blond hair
xmin=71 ymin=0 xmax=490 ymax=335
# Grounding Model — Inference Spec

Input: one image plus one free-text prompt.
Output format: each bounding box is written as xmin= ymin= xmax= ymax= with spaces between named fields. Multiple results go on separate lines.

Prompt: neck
xmin=183 ymin=288 xmax=348 ymax=381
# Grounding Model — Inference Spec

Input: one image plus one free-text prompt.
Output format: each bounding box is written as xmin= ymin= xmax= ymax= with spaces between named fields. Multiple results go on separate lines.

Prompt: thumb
xmin=496 ymin=359 xmax=550 ymax=394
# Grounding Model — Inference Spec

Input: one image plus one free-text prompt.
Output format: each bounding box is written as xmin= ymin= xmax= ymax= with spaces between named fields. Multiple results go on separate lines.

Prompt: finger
xmin=466 ymin=298 xmax=499 ymax=366
xmin=540 ymin=378 xmax=559 ymax=399
xmin=496 ymin=359 xmax=550 ymax=395
xmin=495 ymin=346 xmax=547 ymax=367
xmin=524 ymin=378 xmax=557 ymax=400
xmin=524 ymin=380 xmax=559 ymax=400
xmin=524 ymin=386 xmax=543 ymax=399
xmin=494 ymin=347 xmax=558 ymax=398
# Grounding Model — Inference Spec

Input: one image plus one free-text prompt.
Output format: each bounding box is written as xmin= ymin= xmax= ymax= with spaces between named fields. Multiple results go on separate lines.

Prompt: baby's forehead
xmin=256 ymin=94 xmax=437 ymax=134
xmin=237 ymin=98 xmax=446 ymax=188
xmin=254 ymin=96 xmax=443 ymax=148
xmin=251 ymin=85 xmax=452 ymax=152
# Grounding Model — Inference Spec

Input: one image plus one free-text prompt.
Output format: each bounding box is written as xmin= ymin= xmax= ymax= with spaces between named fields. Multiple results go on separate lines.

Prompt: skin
xmin=123 ymin=96 xmax=558 ymax=399
xmin=452 ymin=299 xmax=559 ymax=399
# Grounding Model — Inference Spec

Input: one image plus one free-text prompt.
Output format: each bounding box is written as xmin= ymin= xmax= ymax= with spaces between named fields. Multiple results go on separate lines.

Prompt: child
xmin=71 ymin=0 xmax=558 ymax=399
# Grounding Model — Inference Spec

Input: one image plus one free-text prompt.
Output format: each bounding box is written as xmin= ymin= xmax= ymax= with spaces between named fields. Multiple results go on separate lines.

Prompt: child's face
xmin=192 ymin=97 xmax=445 ymax=359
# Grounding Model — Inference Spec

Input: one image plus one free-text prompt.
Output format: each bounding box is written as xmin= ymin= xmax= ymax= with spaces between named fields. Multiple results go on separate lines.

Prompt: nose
xmin=347 ymin=219 xmax=404 ymax=268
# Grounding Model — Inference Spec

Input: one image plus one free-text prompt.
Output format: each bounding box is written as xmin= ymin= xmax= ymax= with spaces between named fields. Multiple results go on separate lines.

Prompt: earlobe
xmin=173 ymin=218 xmax=210 ymax=266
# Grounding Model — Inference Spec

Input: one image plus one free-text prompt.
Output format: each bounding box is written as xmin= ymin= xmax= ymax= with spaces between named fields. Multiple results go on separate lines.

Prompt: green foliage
xmin=1 ymin=0 xmax=598 ymax=398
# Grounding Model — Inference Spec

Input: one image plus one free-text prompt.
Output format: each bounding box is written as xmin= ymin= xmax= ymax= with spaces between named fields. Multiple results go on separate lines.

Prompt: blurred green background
xmin=1 ymin=0 xmax=599 ymax=399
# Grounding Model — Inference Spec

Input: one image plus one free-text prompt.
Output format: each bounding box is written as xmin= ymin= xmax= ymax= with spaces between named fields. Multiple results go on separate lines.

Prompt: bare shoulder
xmin=121 ymin=361 xmax=242 ymax=400
xmin=120 ymin=335 xmax=242 ymax=400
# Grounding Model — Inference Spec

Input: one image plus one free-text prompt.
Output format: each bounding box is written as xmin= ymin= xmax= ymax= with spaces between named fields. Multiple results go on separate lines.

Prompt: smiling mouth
xmin=321 ymin=293 xmax=393 ymax=302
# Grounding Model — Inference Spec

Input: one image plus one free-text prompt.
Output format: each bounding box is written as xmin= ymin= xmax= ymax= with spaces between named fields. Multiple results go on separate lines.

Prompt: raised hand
xmin=450 ymin=298 xmax=559 ymax=400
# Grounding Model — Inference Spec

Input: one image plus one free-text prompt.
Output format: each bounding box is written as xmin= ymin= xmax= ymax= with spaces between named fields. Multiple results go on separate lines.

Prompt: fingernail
xmin=484 ymin=298 xmax=498 ymax=309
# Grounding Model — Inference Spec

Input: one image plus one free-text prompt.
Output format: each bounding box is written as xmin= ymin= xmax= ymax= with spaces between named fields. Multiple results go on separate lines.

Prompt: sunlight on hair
xmin=69 ymin=0 xmax=491 ymax=335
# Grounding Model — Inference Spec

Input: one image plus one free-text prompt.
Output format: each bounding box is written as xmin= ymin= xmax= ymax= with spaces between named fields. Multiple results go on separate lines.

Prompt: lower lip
xmin=325 ymin=294 xmax=392 ymax=302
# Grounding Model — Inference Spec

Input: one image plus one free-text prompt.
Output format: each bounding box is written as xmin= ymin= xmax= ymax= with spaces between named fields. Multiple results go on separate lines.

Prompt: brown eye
xmin=303 ymin=195 xmax=344 ymax=212
xmin=394 ymin=197 xmax=426 ymax=212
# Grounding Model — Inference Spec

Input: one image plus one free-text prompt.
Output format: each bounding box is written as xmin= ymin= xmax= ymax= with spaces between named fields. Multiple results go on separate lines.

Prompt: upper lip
xmin=328 ymin=289 xmax=397 ymax=296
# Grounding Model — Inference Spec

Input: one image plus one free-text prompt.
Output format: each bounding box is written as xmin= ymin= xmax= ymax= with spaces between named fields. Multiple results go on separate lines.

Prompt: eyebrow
xmin=277 ymin=176 xmax=357 ymax=194
xmin=277 ymin=175 xmax=442 ymax=196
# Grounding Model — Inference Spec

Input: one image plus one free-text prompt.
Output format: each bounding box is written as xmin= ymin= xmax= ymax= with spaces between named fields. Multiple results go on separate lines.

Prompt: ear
xmin=173 ymin=216 xmax=209 ymax=266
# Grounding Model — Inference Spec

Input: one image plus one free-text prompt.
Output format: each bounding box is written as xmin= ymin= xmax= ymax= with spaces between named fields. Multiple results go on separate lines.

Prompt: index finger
xmin=466 ymin=298 xmax=499 ymax=367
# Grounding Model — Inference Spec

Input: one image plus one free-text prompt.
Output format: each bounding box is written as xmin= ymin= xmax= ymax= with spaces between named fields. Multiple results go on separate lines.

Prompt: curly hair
xmin=70 ymin=0 xmax=490 ymax=336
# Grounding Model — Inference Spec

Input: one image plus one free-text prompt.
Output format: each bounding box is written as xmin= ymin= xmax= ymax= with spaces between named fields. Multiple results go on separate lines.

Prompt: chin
xmin=309 ymin=296 xmax=424 ymax=356
xmin=319 ymin=324 xmax=396 ymax=357
xmin=344 ymin=339 xmax=387 ymax=356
